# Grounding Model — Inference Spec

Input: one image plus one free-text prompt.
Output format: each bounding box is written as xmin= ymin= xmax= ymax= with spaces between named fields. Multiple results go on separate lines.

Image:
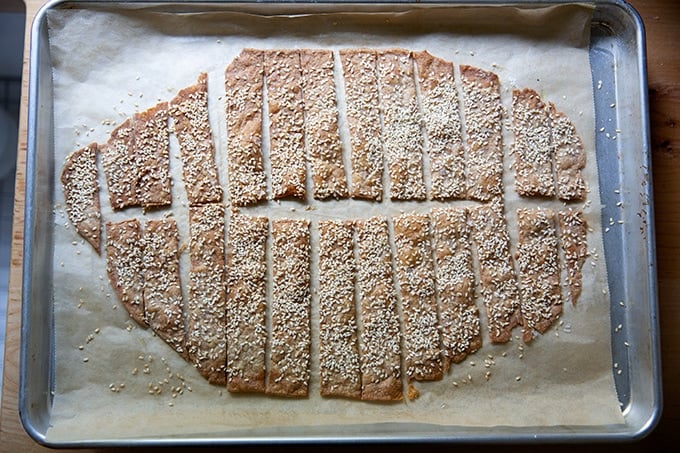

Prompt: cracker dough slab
xmin=412 ymin=51 xmax=466 ymax=200
xmin=101 ymin=118 xmax=138 ymax=210
xmin=355 ymin=216 xmax=403 ymax=401
xmin=224 ymin=48 xmax=267 ymax=207
xmin=143 ymin=218 xmax=185 ymax=356
xmin=60 ymin=142 xmax=101 ymax=254
xmin=267 ymin=218 xmax=312 ymax=397
xmin=430 ymin=207 xmax=481 ymax=366
xmin=550 ymin=103 xmax=587 ymax=201
xmin=339 ymin=49 xmax=384 ymax=201
xmin=300 ymin=49 xmax=349 ymax=200
xmin=186 ymin=203 xmax=227 ymax=385
xmin=558 ymin=208 xmax=588 ymax=305
xmin=265 ymin=50 xmax=307 ymax=200
xmin=460 ymin=65 xmax=504 ymax=202
xmin=516 ymin=208 xmax=562 ymax=343
xmin=377 ymin=49 xmax=426 ymax=201
xmin=226 ymin=211 xmax=268 ymax=393
xmin=469 ymin=199 xmax=521 ymax=344
xmin=512 ymin=88 xmax=555 ymax=198
xmin=105 ymin=218 xmax=145 ymax=326
xmin=393 ymin=213 xmax=443 ymax=382
xmin=318 ymin=220 xmax=362 ymax=399
xmin=169 ymin=72 xmax=223 ymax=206
xmin=133 ymin=101 xmax=172 ymax=208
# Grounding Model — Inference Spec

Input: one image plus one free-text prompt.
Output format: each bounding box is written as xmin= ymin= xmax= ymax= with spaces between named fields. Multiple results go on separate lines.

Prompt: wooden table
xmin=1 ymin=1 xmax=678 ymax=451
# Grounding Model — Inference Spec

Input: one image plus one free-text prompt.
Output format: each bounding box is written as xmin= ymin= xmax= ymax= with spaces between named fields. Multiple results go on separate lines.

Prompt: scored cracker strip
xmin=186 ymin=203 xmax=227 ymax=385
xmin=550 ymin=103 xmax=587 ymax=201
xmin=61 ymin=142 xmax=101 ymax=253
xmin=142 ymin=218 xmax=185 ymax=356
xmin=318 ymin=220 xmax=362 ymax=399
xmin=105 ymin=219 xmax=144 ymax=326
xmin=413 ymin=51 xmax=466 ymax=200
xmin=558 ymin=209 xmax=588 ymax=305
xmin=224 ymin=49 xmax=267 ymax=206
xmin=133 ymin=102 xmax=172 ymax=208
xmin=265 ymin=50 xmax=307 ymax=200
xmin=460 ymin=65 xmax=504 ymax=201
xmin=101 ymin=118 xmax=138 ymax=210
xmin=469 ymin=199 xmax=522 ymax=343
xmin=300 ymin=49 xmax=349 ymax=200
xmin=516 ymin=208 xmax=562 ymax=342
xmin=169 ymin=72 xmax=222 ymax=206
xmin=267 ymin=219 xmax=312 ymax=397
xmin=355 ymin=216 xmax=403 ymax=401
xmin=512 ymin=89 xmax=555 ymax=198
xmin=430 ymin=207 xmax=481 ymax=367
xmin=226 ymin=211 xmax=268 ymax=393
xmin=393 ymin=213 xmax=443 ymax=382
xmin=377 ymin=49 xmax=426 ymax=200
xmin=339 ymin=49 xmax=384 ymax=200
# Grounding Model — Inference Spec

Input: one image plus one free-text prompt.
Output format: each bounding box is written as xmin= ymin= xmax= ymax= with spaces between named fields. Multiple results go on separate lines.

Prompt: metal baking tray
xmin=20 ymin=0 xmax=661 ymax=446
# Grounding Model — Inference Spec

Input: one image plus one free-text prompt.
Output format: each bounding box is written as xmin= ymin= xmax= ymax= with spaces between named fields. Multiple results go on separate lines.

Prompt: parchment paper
xmin=45 ymin=2 xmax=624 ymax=442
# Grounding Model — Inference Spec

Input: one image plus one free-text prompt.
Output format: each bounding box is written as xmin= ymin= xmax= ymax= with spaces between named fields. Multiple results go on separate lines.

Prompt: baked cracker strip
xmin=133 ymin=101 xmax=172 ymax=208
xmin=226 ymin=211 xmax=268 ymax=393
xmin=61 ymin=142 xmax=101 ymax=253
xmin=430 ymin=207 xmax=481 ymax=367
xmin=558 ymin=209 xmax=588 ymax=305
xmin=105 ymin=219 xmax=144 ymax=326
xmin=355 ymin=216 xmax=403 ymax=401
xmin=186 ymin=203 xmax=227 ymax=385
xmin=300 ymin=49 xmax=349 ymax=200
xmin=169 ymin=73 xmax=222 ymax=206
xmin=339 ymin=49 xmax=384 ymax=200
xmin=460 ymin=65 xmax=504 ymax=201
xmin=101 ymin=118 xmax=138 ymax=210
xmin=516 ymin=208 xmax=562 ymax=343
xmin=393 ymin=213 xmax=443 ymax=382
xmin=512 ymin=88 xmax=555 ymax=198
xmin=318 ymin=220 xmax=361 ymax=399
xmin=469 ymin=199 xmax=522 ymax=343
xmin=267 ymin=219 xmax=312 ymax=397
xmin=265 ymin=50 xmax=307 ymax=200
xmin=413 ymin=51 xmax=466 ymax=200
xmin=550 ymin=103 xmax=587 ymax=201
xmin=224 ymin=49 xmax=267 ymax=206
xmin=377 ymin=49 xmax=426 ymax=200
xmin=143 ymin=219 xmax=185 ymax=356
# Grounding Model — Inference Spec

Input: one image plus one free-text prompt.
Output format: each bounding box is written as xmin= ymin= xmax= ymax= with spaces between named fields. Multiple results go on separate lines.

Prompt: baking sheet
xmin=32 ymin=0 xmax=632 ymax=444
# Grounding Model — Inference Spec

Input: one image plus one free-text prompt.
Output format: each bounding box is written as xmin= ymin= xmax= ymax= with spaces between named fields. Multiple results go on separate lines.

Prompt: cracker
xmin=516 ymin=208 xmax=562 ymax=342
xmin=226 ymin=211 xmax=268 ymax=393
xmin=393 ymin=213 xmax=443 ymax=382
xmin=512 ymin=88 xmax=555 ymax=198
xmin=169 ymin=72 xmax=222 ymax=206
xmin=558 ymin=209 xmax=588 ymax=305
xmin=224 ymin=49 xmax=267 ymax=206
xmin=550 ymin=103 xmax=587 ymax=201
xmin=469 ymin=199 xmax=521 ymax=343
xmin=318 ymin=220 xmax=361 ymax=399
xmin=105 ymin=219 xmax=144 ymax=326
xmin=267 ymin=219 xmax=312 ymax=397
xmin=377 ymin=49 xmax=426 ymax=200
xmin=430 ymin=207 xmax=481 ymax=366
xmin=355 ymin=216 xmax=403 ymax=401
xmin=143 ymin=218 xmax=185 ymax=356
xmin=265 ymin=50 xmax=307 ymax=200
xmin=300 ymin=49 xmax=349 ymax=200
xmin=186 ymin=203 xmax=227 ymax=385
xmin=460 ymin=65 xmax=504 ymax=201
xmin=101 ymin=118 xmax=138 ymax=210
xmin=61 ymin=142 xmax=101 ymax=253
xmin=339 ymin=49 xmax=384 ymax=200
xmin=412 ymin=51 xmax=466 ymax=200
xmin=133 ymin=101 xmax=172 ymax=208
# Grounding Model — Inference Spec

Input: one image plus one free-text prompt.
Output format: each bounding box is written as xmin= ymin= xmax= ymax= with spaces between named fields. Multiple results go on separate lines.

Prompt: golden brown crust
xmin=300 ymin=49 xmax=348 ymax=200
xmin=558 ymin=209 xmax=588 ymax=305
xmin=105 ymin=219 xmax=145 ymax=326
xmin=267 ymin=219 xmax=312 ymax=397
xmin=101 ymin=119 xmax=138 ymax=210
xmin=224 ymin=49 xmax=267 ymax=206
xmin=133 ymin=102 xmax=172 ymax=209
xmin=265 ymin=50 xmax=307 ymax=200
xmin=169 ymin=73 xmax=222 ymax=206
xmin=61 ymin=143 xmax=101 ymax=253
xmin=550 ymin=103 xmax=587 ymax=201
